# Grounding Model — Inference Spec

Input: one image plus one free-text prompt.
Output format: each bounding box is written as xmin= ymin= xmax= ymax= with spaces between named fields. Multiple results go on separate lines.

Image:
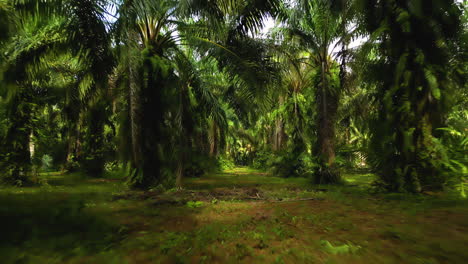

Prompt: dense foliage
xmin=0 ymin=0 xmax=466 ymax=194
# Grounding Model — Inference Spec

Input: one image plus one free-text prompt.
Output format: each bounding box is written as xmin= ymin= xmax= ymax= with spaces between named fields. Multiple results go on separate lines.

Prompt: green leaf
xmin=320 ymin=240 xmax=361 ymax=255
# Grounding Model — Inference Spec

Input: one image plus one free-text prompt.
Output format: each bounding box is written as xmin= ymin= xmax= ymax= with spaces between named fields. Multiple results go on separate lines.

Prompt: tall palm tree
xmin=1 ymin=0 xmax=283 ymax=187
xmin=0 ymin=0 xmax=113 ymax=183
xmin=287 ymin=0 xmax=354 ymax=183
xmin=113 ymin=0 xmax=280 ymax=188
xmin=269 ymin=47 xmax=317 ymax=177
xmin=0 ymin=6 xmax=68 ymax=184
xmin=358 ymin=0 xmax=464 ymax=192
xmin=114 ymin=0 xmax=181 ymax=187
xmin=66 ymin=0 xmax=114 ymax=177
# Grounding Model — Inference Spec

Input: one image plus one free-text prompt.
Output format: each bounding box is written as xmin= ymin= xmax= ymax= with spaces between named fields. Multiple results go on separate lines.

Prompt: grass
xmin=0 ymin=168 xmax=467 ymax=263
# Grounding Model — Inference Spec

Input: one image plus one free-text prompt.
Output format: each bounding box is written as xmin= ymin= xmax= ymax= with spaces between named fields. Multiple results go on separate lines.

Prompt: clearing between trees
xmin=1 ymin=167 xmax=467 ymax=264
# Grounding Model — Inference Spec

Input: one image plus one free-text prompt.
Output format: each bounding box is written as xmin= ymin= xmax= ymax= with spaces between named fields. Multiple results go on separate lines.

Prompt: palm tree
xmin=358 ymin=0 xmax=464 ymax=192
xmin=113 ymin=0 xmax=280 ymax=188
xmin=0 ymin=0 xmax=113 ymax=183
xmin=114 ymin=0 xmax=181 ymax=187
xmin=0 ymin=0 xmax=12 ymax=43
xmin=286 ymin=0 xmax=354 ymax=183
xmin=270 ymin=47 xmax=317 ymax=177
xmin=0 ymin=7 xmax=68 ymax=184
xmin=1 ymin=0 xmax=283 ymax=187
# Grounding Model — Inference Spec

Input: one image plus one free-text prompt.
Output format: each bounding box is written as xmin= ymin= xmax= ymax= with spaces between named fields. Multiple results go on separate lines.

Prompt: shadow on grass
xmin=0 ymin=175 xmax=126 ymax=263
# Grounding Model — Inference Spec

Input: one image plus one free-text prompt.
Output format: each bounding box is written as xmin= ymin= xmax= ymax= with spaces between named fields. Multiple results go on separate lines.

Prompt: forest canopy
xmin=0 ymin=0 xmax=466 ymax=194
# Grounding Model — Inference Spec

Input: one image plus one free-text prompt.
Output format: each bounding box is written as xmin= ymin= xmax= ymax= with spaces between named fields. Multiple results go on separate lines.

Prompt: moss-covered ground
xmin=1 ymin=168 xmax=467 ymax=263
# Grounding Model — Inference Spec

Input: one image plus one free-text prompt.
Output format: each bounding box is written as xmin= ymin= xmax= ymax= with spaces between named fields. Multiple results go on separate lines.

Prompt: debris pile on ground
xmin=150 ymin=187 xmax=266 ymax=205
xmin=113 ymin=186 xmax=324 ymax=206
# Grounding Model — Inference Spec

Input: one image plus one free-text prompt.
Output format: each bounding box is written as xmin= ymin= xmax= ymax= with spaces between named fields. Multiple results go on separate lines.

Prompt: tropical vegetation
xmin=0 ymin=0 xmax=467 ymax=262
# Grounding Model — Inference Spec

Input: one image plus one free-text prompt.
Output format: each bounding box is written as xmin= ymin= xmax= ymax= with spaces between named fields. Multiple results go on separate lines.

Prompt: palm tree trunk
xmin=29 ymin=132 xmax=34 ymax=159
xmin=210 ymin=121 xmax=218 ymax=157
xmin=176 ymin=83 xmax=192 ymax=189
xmin=129 ymin=52 xmax=170 ymax=189
xmin=319 ymin=58 xmax=335 ymax=166
xmin=65 ymin=119 xmax=81 ymax=172
xmin=129 ymin=66 xmax=142 ymax=170
xmin=137 ymin=60 xmax=163 ymax=188
xmin=313 ymin=56 xmax=340 ymax=184
xmin=274 ymin=96 xmax=285 ymax=151
xmin=82 ymin=99 xmax=106 ymax=177
xmin=175 ymin=159 xmax=183 ymax=188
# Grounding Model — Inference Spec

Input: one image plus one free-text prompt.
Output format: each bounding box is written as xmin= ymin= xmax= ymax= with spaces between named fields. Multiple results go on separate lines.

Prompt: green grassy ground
xmin=0 ymin=168 xmax=467 ymax=263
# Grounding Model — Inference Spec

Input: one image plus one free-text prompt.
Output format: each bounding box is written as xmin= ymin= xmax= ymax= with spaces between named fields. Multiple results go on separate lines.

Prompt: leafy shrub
xmin=184 ymin=153 xmax=218 ymax=178
xmin=438 ymin=126 xmax=467 ymax=197
xmin=41 ymin=154 xmax=53 ymax=172
xmin=335 ymin=146 xmax=368 ymax=171
xmin=252 ymin=150 xmax=274 ymax=170
xmin=217 ymin=155 xmax=235 ymax=170
xmin=0 ymin=153 xmax=33 ymax=186
xmin=270 ymin=151 xmax=315 ymax=178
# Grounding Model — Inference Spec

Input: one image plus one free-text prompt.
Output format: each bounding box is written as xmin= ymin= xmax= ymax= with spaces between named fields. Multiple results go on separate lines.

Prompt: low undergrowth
xmin=0 ymin=167 xmax=467 ymax=263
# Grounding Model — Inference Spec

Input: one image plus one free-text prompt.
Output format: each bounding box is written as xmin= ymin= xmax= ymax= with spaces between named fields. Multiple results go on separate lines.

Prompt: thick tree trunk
xmin=176 ymin=128 xmax=188 ymax=189
xmin=65 ymin=135 xmax=75 ymax=171
xmin=129 ymin=66 xmax=142 ymax=170
xmin=317 ymin=59 xmax=336 ymax=166
xmin=81 ymin=99 xmax=106 ymax=177
xmin=313 ymin=56 xmax=341 ymax=184
xmin=273 ymin=96 xmax=286 ymax=151
xmin=366 ymin=1 xmax=459 ymax=192
xmin=29 ymin=132 xmax=34 ymax=159
xmin=129 ymin=53 xmax=168 ymax=189
xmin=65 ymin=121 xmax=81 ymax=172
xmin=210 ymin=121 xmax=218 ymax=157
xmin=199 ymin=130 xmax=210 ymax=155
xmin=176 ymin=83 xmax=192 ymax=189
xmin=175 ymin=159 xmax=183 ymax=189
xmin=139 ymin=64 xmax=162 ymax=188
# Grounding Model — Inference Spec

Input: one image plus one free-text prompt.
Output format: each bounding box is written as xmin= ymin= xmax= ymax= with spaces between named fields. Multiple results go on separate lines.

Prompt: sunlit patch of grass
xmin=343 ymin=173 xmax=376 ymax=185
xmin=185 ymin=168 xmax=310 ymax=190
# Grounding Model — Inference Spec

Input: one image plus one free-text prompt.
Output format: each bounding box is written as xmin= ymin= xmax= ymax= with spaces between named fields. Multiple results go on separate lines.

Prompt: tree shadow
xmin=0 ymin=183 xmax=124 ymax=262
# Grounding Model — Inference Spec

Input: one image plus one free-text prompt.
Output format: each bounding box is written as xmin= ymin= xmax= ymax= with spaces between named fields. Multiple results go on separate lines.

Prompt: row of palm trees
xmin=234 ymin=0 xmax=466 ymax=192
xmin=0 ymin=0 xmax=282 ymax=187
xmin=0 ymin=0 xmax=465 ymax=192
